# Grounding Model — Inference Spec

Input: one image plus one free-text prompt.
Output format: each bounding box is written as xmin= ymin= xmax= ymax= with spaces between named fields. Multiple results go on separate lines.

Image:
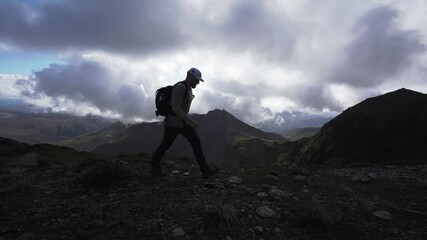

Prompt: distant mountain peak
xmin=208 ymin=108 xmax=226 ymax=113
xmin=90 ymin=108 xmax=285 ymax=166
xmin=395 ymin=87 xmax=416 ymax=93
xmin=202 ymin=109 xmax=245 ymax=126
xmin=385 ymin=88 xmax=424 ymax=97
xmin=206 ymin=108 xmax=230 ymax=116
xmin=348 ymin=88 xmax=426 ymax=113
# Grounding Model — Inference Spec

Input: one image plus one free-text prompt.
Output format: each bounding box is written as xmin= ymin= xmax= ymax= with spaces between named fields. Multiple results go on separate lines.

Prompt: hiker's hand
xmin=187 ymin=118 xmax=200 ymax=129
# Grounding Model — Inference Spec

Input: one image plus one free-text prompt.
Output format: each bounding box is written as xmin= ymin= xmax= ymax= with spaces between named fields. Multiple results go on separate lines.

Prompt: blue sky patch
xmin=0 ymin=51 xmax=62 ymax=75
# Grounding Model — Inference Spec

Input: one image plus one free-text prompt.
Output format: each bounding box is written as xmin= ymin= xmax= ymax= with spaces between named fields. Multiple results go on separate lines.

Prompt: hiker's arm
xmin=171 ymin=99 xmax=200 ymax=128
xmin=171 ymin=85 xmax=200 ymax=128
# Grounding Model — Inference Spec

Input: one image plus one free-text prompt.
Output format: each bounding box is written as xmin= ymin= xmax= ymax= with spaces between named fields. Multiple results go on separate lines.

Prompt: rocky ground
xmin=1 ymin=153 xmax=426 ymax=240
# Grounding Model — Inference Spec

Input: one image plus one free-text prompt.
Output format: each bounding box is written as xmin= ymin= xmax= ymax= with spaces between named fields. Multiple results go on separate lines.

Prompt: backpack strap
xmin=169 ymin=81 xmax=189 ymax=124
xmin=174 ymin=81 xmax=189 ymax=99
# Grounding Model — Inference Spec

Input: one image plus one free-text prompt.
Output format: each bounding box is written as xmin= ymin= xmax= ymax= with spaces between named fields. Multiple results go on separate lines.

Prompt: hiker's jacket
xmin=165 ymin=82 xmax=194 ymax=128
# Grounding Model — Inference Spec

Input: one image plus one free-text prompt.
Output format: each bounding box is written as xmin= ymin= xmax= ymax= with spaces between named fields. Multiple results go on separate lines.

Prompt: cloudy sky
xmin=1 ymin=0 xmax=426 ymax=124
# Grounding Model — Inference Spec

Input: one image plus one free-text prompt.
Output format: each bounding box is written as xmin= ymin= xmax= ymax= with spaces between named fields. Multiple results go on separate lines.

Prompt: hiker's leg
xmin=151 ymin=126 xmax=180 ymax=167
xmin=181 ymin=125 xmax=209 ymax=172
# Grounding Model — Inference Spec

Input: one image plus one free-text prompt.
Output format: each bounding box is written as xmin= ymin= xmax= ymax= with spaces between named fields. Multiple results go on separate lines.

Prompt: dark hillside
xmin=0 ymin=137 xmax=96 ymax=168
xmin=92 ymin=109 xmax=286 ymax=167
xmin=280 ymin=88 xmax=427 ymax=166
xmin=60 ymin=121 xmax=128 ymax=151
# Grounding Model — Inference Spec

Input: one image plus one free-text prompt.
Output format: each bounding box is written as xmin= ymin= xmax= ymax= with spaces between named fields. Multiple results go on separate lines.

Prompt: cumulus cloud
xmin=0 ymin=74 xmax=28 ymax=98
xmin=201 ymin=80 xmax=274 ymax=123
xmin=27 ymin=60 xmax=151 ymax=120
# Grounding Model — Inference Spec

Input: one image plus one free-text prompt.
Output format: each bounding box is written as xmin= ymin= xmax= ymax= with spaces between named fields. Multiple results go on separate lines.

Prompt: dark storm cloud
xmin=285 ymin=85 xmax=343 ymax=112
xmin=0 ymin=0 xmax=186 ymax=54
xmin=208 ymin=0 xmax=296 ymax=61
xmin=330 ymin=6 xmax=425 ymax=87
xmin=30 ymin=61 xmax=151 ymax=118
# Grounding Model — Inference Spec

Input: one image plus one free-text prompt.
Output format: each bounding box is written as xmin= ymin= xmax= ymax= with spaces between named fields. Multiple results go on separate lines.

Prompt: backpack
xmin=155 ymin=81 xmax=188 ymax=116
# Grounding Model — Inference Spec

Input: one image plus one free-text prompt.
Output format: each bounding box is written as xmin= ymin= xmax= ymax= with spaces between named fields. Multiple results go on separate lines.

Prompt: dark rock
xmin=256 ymin=206 xmax=276 ymax=218
xmin=172 ymin=227 xmax=185 ymax=237
xmin=269 ymin=188 xmax=292 ymax=200
xmin=373 ymin=210 xmax=393 ymax=220
xmin=351 ymin=176 xmax=371 ymax=184
xmin=203 ymin=204 xmax=238 ymax=232
xmin=202 ymin=182 xmax=217 ymax=189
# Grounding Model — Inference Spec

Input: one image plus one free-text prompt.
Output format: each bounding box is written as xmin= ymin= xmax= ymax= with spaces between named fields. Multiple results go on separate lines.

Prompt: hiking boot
xmin=202 ymin=168 xmax=219 ymax=179
xmin=150 ymin=165 xmax=165 ymax=178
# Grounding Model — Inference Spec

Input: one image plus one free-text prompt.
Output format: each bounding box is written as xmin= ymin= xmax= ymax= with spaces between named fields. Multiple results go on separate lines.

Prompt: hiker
xmin=151 ymin=67 xmax=218 ymax=178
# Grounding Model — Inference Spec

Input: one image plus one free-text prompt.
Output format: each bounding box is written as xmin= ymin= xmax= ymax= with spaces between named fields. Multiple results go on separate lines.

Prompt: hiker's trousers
xmin=151 ymin=124 xmax=208 ymax=172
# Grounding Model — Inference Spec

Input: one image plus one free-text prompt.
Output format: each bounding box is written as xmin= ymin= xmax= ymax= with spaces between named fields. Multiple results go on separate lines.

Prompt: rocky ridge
xmin=1 ymin=152 xmax=426 ymax=240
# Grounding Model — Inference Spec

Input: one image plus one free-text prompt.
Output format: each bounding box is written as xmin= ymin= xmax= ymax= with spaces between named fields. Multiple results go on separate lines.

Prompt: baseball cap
xmin=187 ymin=67 xmax=204 ymax=82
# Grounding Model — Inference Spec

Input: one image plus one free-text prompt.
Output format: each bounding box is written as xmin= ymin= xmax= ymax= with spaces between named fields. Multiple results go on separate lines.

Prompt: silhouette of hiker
xmin=151 ymin=68 xmax=218 ymax=178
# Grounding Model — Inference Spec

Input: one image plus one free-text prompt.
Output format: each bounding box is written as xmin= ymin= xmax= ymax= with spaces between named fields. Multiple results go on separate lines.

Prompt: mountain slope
xmin=0 ymin=110 xmax=113 ymax=144
xmin=279 ymin=88 xmax=427 ymax=166
xmin=92 ymin=109 xmax=287 ymax=167
xmin=59 ymin=121 xmax=128 ymax=151
xmin=281 ymin=127 xmax=320 ymax=141
xmin=0 ymin=137 xmax=96 ymax=168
